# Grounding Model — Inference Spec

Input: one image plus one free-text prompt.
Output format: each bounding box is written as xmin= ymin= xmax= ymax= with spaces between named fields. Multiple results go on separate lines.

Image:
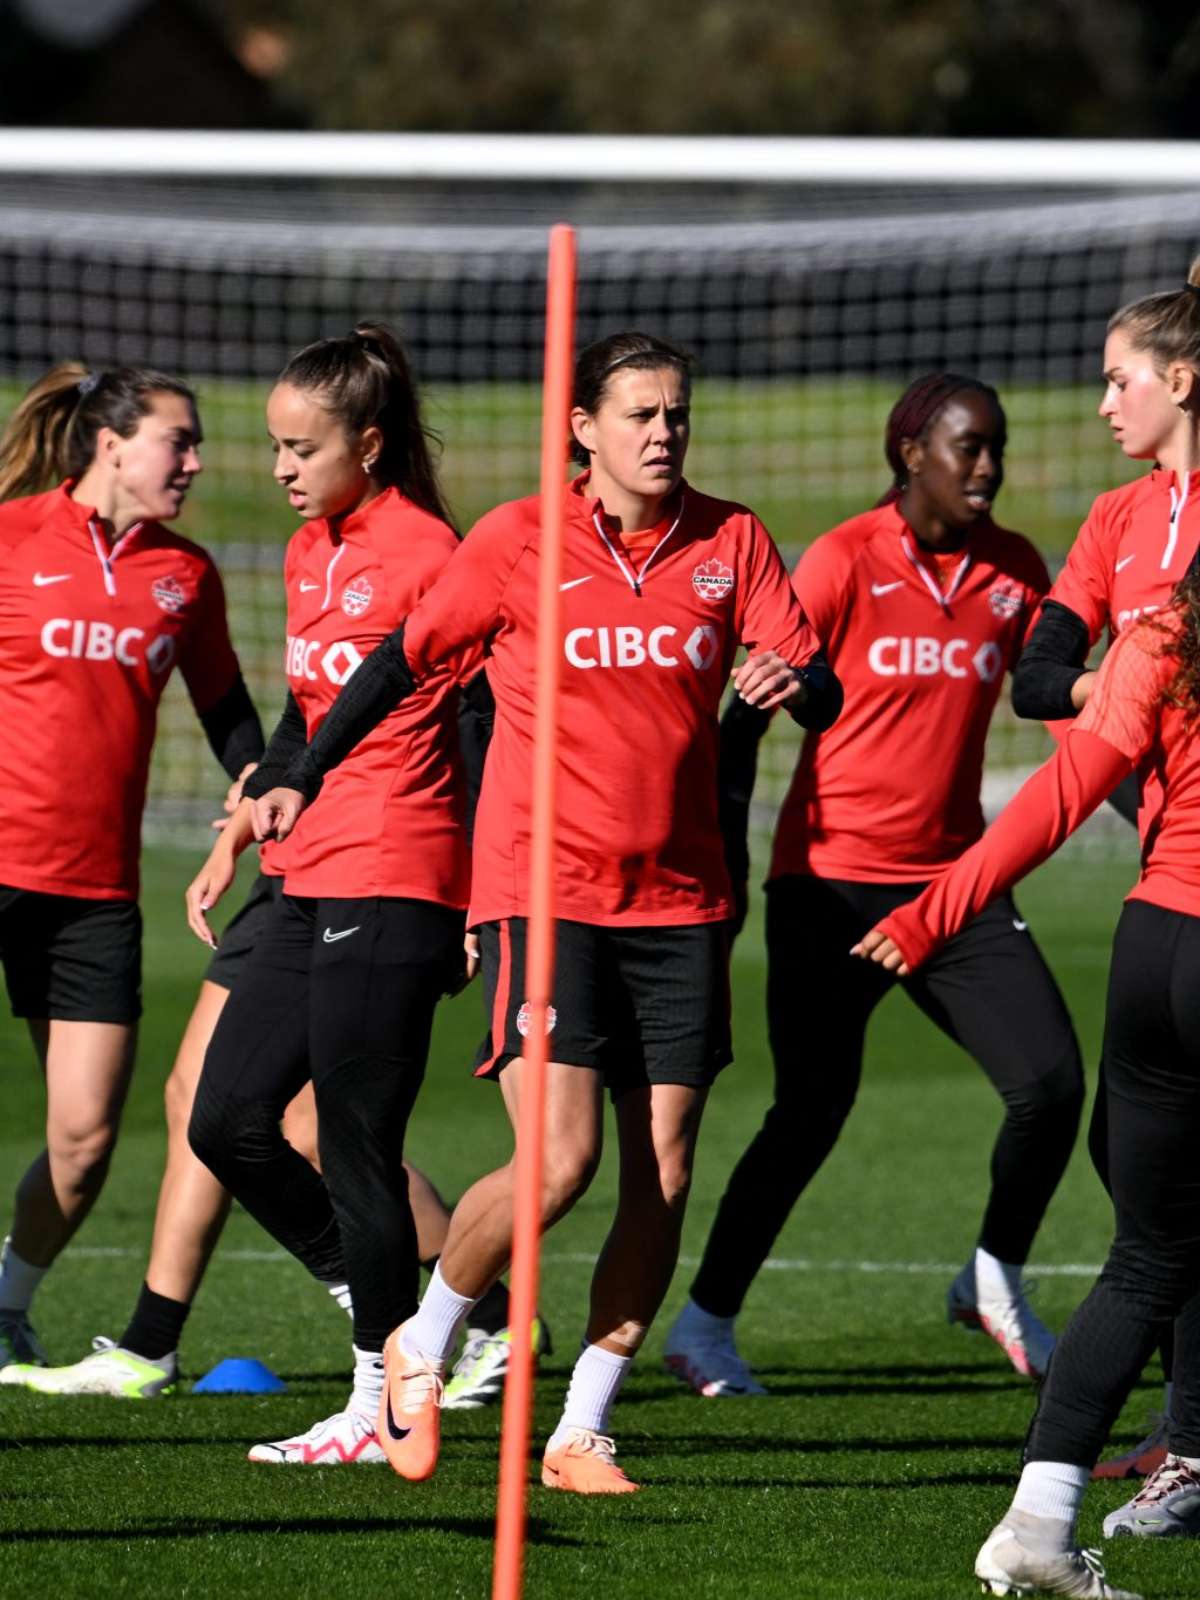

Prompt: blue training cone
xmin=192 ymin=1357 xmax=287 ymax=1395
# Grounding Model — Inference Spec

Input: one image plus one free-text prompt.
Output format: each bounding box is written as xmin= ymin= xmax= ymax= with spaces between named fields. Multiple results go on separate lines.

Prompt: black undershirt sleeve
xmin=457 ymin=669 xmax=495 ymax=846
xmin=197 ymin=672 xmax=265 ymax=781
xmin=280 ymin=624 xmax=418 ymax=803
xmin=788 ymin=651 xmax=842 ymax=732
xmin=1010 ymin=600 xmax=1091 ymax=721
xmin=241 ymin=692 xmax=308 ymax=802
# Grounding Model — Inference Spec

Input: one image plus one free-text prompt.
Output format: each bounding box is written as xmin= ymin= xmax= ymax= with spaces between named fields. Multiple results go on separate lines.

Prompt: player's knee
xmin=764 ymin=1082 xmax=854 ymax=1149
xmin=1006 ymin=1048 xmax=1085 ymax=1127
xmin=540 ymin=1145 xmax=600 ymax=1220
xmin=48 ymin=1122 xmax=117 ymax=1197
xmin=188 ymin=1081 xmax=280 ymax=1180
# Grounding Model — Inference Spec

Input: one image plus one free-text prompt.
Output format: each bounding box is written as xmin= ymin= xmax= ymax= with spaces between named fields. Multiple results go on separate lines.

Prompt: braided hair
xmin=878 ymin=373 xmax=1004 ymax=507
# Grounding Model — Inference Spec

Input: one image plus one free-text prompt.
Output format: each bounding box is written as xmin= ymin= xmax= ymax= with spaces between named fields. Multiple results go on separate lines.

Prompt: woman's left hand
xmin=850 ymin=928 xmax=909 ymax=976
xmin=732 ymin=651 xmax=807 ymax=710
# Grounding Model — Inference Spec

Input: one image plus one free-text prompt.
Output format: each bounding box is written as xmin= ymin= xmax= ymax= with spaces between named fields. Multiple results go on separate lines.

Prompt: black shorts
xmin=205 ymin=872 xmax=284 ymax=990
xmin=473 ymin=917 xmax=733 ymax=1098
xmin=0 ymin=884 xmax=142 ymax=1024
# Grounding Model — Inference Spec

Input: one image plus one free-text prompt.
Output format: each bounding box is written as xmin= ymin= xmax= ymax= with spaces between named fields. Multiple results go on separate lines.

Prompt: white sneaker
xmin=663 ymin=1309 xmax=766 ymax=1398
xmin=248 ymin=1406 xmax=386 ymax=1465
xmin=1103 ymin=1453 xmax=1200 ymax=1538
xmin=0 ymin=1335 xmax=175 ymax=1397
xmin=0 ymin=1311 xmax=46 ymax=1372
xmin=975 ymin=1520 xmax=1142 ymax=1598
xmin=948 ymin=1262 xmax=1055 ymax=1379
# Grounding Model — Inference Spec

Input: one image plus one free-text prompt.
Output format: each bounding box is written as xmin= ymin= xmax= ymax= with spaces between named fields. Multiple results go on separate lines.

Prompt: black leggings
xmin=691 ymin=874 xmax=1084 ymax=1318
xmin=189 ymin=891 xmax=464 ymax=1352
xmin=1029 ymin=900 xmax=1200 ymax=1464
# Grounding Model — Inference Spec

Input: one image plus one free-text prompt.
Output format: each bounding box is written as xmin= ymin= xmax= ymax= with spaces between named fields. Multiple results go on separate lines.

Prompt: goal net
xmin=1 ymin=138 xmax=1194 ymax=860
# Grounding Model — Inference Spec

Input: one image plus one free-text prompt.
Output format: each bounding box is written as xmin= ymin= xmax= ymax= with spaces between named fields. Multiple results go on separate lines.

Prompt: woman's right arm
xmin=1010 ymin=599 xmax=1096 ymax=717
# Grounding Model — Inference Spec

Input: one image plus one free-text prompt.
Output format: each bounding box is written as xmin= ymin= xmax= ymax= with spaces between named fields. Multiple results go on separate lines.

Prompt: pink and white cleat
xmin=947 ymin=1262 xmax=1055 ymax=1380
xmin=248 ymin=1407 xmax=385 ymax=1465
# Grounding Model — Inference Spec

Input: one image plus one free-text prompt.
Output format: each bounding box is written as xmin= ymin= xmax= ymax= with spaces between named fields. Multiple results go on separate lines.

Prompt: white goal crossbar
xmin=2 ymin=130 xmax=1200 ymax=186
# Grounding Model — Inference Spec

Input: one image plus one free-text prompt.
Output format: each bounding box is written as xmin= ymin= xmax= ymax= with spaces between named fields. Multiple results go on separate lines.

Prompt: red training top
xmin=274 ymin=486 xmax=474 ymax=905
xmin=876 ymin=614 xmax=1200 ymax=970
xmin=403 ymin=473 xmax=824 ymax=927
xmin=769 ymin=501 xmax=1049 ymax=884
xmin=0 ymin=483 xmax=240 ymax=899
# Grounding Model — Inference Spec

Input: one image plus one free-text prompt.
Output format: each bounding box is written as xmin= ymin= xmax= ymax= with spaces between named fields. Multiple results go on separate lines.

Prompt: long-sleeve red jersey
xmin=402 ymin=474 xmax=825 ymax=927
xmin=0 ymin=484 xmax=240 ymax=899
xmin=272 ymin=487 xmax=474 ymax=906
xmin=877 ymin=615 xmax=1200 ymax=970
xmin=769 ymin=501 xmax=1050 ymax=883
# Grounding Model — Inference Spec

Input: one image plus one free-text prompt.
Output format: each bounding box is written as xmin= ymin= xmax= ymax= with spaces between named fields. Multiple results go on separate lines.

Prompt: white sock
xmin=401 ymin=1263 xmax=477 ymax=1365
xmin=324 ymin=1281 xmax=353 ymax=1317
xmin=1010 ymin=1460 xmax=1089 ymax=1531
xmin=348 ymin=1345 xmax=385 ymax=1420
xmin=0 ymin=1237 xmax=47 ymax=1315
xmin=547 ymin=1342 xmax=632 ymax=1450
xmin=672 ymin=1297 xmax=735 ymax=1342
xmin=974 ymin=1246 xmax=1023 ymax=1305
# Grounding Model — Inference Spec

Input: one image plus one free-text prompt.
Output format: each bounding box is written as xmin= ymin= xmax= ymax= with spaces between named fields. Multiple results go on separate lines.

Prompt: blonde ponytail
xmin=0 ymin=361 xmax=88 ymax=502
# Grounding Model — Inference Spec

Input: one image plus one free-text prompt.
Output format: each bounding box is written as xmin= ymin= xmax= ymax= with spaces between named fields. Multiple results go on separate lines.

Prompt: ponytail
xmin=1108 ymin=253 xmax=1200 ymax=372
xmin=278 ymin=323 xmax=455 ymax=529
xmin=0 ymin=361 xmax=196 ymax=504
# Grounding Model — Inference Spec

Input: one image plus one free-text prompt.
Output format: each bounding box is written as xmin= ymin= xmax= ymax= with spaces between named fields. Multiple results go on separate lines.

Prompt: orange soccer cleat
xmin=377 ymin=1322 xmax=445 ymax=1481
xmin=541 ymin=1428 xmax=640 ymax=1494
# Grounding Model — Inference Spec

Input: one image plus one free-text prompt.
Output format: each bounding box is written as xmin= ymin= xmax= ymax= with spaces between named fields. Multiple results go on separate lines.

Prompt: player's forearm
xmin=282 ymin=625 xmax=418 ymax=803
xmin=1011 ymin=600 xmax=1092 ymax=720
xmin=242 ymin=691 xmax=308 ymax=801
xmin=198 ymin=673 xmax=264 ymax=780
xmin=787 ymin=652 xmax=842 ymax=731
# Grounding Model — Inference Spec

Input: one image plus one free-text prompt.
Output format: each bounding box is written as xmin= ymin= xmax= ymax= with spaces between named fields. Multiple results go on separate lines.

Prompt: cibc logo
xmin=285 ymin=635 xmax=364 ymax=685
xmin=41 ymin=618 xmax=175 ymax=674
xmin=867 ymin=636 xmax=1003 ymax=683
xmin=564 ymin=624 xmax=719 ymax=671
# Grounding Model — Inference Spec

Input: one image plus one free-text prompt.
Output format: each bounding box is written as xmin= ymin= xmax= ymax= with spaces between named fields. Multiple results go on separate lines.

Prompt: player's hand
xmin=732 ymin=651 xmax=807 ymax=711
xmin=185 ymin=850 xmax=237 ymax=950
xmin=211 ymin=762 xmax=258 ymax=831
xmin=1070 ymin=669 xmax=1097 ymax=710
xmin=464 ymin=930 xmax=481 ymax=984
xmin=444 ymin=930 xmax=481 ymax=997
xmin=252 ymin=786 xmax=307 ymax=842
xmin=850 ymin=927 xmax=910 ymax=976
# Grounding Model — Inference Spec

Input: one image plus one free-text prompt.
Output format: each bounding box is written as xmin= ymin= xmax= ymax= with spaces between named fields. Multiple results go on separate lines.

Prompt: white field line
xmin=63 ymin=1245 xmax=1103 ymax=1278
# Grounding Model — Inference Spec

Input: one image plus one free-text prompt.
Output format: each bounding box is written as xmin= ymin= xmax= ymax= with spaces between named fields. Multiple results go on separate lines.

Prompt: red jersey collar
xmin=310 ymin=485 xmax=405 ymax=548
xmin=1150 ymin=466 xmax=1200 ymax=496
xmin=567 ymin=471 xmax=687 ymax=595
xmin=881 ymin=500 xmax=974 ymax=611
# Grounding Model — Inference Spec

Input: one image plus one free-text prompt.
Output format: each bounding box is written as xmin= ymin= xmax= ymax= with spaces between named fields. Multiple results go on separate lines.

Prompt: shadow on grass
xmin=3 ymin=1514 xmax=584 ymax=1547
xmin=687 ymin=1470 xmax=1014 ymax=1491
xmin=624 ymin=1374 xmax=1028 ymax=1404
xmin=639 ymin=1432 xmax=1022 ymax=1457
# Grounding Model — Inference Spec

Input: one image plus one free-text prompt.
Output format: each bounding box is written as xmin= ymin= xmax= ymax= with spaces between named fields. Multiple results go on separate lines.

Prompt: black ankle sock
xmin=120 ymin=1282 xmax=190 ymax=1361
xmin=470 ymin=1280 xmax=510 ymax=1336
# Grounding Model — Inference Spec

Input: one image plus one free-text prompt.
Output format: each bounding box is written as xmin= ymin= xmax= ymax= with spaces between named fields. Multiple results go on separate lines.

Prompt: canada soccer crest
xmin=692 ymin=559 xmax=734 ymax=601
xmin=516 ymin=1001 xmax=558 ymax=1038
xmin=341 ymin=576 xmax=373 ymax=618
xmin=151 ymin=575 xmax=185 ymax=613
xmin=988 ymin=580 xmax=1023 ymax=620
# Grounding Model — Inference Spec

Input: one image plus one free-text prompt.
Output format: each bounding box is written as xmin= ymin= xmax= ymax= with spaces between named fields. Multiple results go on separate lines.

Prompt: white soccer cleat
xmin=1102 ymin=1453 xmax=1200 ymax=1538
xmin=248 ymin=1406 xmax=386 ymax=1465
xmin=443 ymin=1315 xmax=552 ymax=1410
xmin=975 ymin=1520 xmax=1142 ymax=1598
xmin=948 ymin=1262 xmax=1055 ymax=1380
xmin=0 ymin=1311 xmax=46 ymax=1373
xmin=663 ymin=1310 xmax=766 ymax=1398
xmin=0 ymin=1335 xmax=175 ymax=1397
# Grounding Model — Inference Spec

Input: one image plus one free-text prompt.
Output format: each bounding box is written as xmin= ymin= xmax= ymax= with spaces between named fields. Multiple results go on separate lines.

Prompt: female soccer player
xmin=665 ymin=375 xmax=1085 ymax=1398
xmin=0 ymin=362 xmax=261 ymax=1371
xmin=853 ymin=572 xmax=1200 ymax=1597
xmin=251 ymin=330 xmax=841 ymax=1492
xmin=183 ymin=323 xmax=490 ymax=1466
xmin=1013 ymin=263 xmax=1200 ymax=1485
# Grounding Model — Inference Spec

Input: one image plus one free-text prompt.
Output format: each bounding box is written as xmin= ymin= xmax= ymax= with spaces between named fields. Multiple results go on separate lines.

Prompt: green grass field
xmin=1 ymin=848 xmax=1194 ymax=1599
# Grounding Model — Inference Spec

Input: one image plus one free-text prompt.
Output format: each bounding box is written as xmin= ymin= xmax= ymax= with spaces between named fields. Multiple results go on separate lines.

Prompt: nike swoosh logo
xmin=871 ymin=581 xmax=904 ymax=597
xmin=1013 ymin=919 xmax=1028 ymax=932
xmin=559 ymin=575 xmax=594 ymax=592
xmin=384 ymin=1393 xmax=412 ymax=1441
xmin=322 ymin=926 xmax=360 ymax=943
xmin=33 ymin=573 xmax=72 ymax=586
xmin=299 ymin=580 xmax=320 ymax=591
xmin=1115 ymin=555 xmax=1135 ymax=573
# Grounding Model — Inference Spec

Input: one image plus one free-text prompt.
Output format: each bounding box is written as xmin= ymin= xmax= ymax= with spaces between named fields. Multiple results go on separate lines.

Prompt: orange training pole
xmin=492 ymin=222 xmax=577 ymax=1600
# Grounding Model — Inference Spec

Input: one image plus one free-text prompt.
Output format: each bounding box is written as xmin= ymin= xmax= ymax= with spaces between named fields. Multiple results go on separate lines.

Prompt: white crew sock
xmin=348 ymin=1344 xmax=385 ymax=1420
xmin=974 ymin=1246 xmax=1024 ymax=1304
xmin=0 ymin=1237 xmax=47 ymax=1315
xmin=324 ymin=1280 xmax=353 ymax=1317
xmin=401 ymin=1262 xmax=477 ymax=1365
xmin=547 ymin=1342 xmax=632 ymax=1451
xmin=1010 ymin=1460 xmax=1090 ymax=1532
xmin=672 ymin=1297 xmax=736 ymax=1342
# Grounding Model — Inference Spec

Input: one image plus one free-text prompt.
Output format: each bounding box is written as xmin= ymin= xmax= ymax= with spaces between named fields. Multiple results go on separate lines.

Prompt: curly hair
xmin=1161 ymin=562 xmax=1200 ymax=722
